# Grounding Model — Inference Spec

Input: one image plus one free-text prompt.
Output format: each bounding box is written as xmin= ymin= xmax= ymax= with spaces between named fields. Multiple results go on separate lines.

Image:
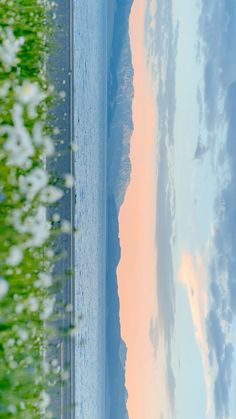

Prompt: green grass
xmin=0 ymin=1 xmax=71 ymax=417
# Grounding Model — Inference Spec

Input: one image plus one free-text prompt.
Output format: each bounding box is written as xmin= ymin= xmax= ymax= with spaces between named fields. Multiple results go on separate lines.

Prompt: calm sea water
xmin=73 ymin=1 xmax=107 ymax=418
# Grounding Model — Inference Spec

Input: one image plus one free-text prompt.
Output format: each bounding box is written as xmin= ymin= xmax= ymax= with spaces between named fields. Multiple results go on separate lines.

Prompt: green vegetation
xmin=0 ymin=1 xmax=73 ymax=417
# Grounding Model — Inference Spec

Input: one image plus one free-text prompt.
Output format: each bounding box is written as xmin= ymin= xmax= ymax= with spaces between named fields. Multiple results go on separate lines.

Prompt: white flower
xmin=19 ymin=168 xmax=48 ymax=201
xmin=32 ymin=123 xmax=55 ymax=156
xmin=16 ymin=81 xmax=41 ymax=104
xmin=52 ymin=213 xmax=60 ymax=222
xmin=11 ymin=208 xmax=25 ymax=233
xmin=25 ymin=356 xmax=33 ymax=364
xmin=61 ymin=370 xmax=69 ymax=381
xmin=53 ymin=127 xmax=60 ymax=135
xmin=69 ymin=324 xmax=78 ymax=337
xmin=46 ymin=248 xmax=54 ymax=258
xmin=40 ymin=185 xmax=63 ymax=203
xmin=6 ymin=338 xmax=15 ymax=347
xmin=65 ymin=304 xmax=72 ymax=313
xmin=6 ymin=246 xmax=23 ymax=266
xmin=53 ymin=365 xmax=61 ymax=375
xmin=32 ymin=122 xmax=44 ymax=145
xmin=0 ymin=278 xmax=9 ymax=298
xmin=6 ymin=269 xmax=13 ymax=275
xmin=8 ymin=405 xmax=17 ymax=414
xmin=51 ymin=359 xmax=58 ymax=367
xmin=1 ymin=104 xmax=34 ymax=168
xmin=44 ymin=137 xmax=55 ymax=156
xmin=9 ymin=361 xmax=18 ymax=369
xmin=15 ymin=303 xmax=24 ymax=314
xmin=12 ymin=192 xmax=20 ymax=203
xmin=16 ymin=81 xmax=45 ymax=118
xmin=59 ymin=90 xmax=66 ymax=98
xmin=27 ymin=296 xmax=39 ymax=312
xmin=25 ymin=207 xmax=51 ymax=247
xmin=17 ymin=328 xmax=28 ymax=342
xmin=12 ymin=206 xmax=51 ymax=248
xmin=71 ymin=142 xmax=78 ymax=152
xmin=20 ymin=402 xmax=25 ymax=410
xmin=51 ymin=359 xmax=61 ymax=375
xmin=64 ymin=173 xmax=74 ymax=188
xmin=26 ymin=224 xmax=51 ymax=248
xmin=0 ymin=81 xmax=10 ymax=98
xmin=0 ymin=27 xmax=24 ymax=70
xmin=43 ymin=361 xmax=50 ymax=374
xmin=39 ymin=391 xmax=50 ymax=410
xmin=40 ymin=296 xmax=55 ymax=320
xmin=61 ymin=220 xmax=71 ymax=233
xmin=34 ymin=272 xmax=52 ymax=289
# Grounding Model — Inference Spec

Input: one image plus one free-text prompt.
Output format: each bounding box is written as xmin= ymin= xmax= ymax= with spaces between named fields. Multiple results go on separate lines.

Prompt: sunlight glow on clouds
xmin=178 ymin=250 xmax=214 ymax=415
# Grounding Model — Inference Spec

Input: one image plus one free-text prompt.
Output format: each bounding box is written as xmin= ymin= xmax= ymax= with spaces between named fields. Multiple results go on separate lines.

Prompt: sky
xmin=117 ymin=0 xmax=169 ymax=417
xmin=117 ymin=0 xmax=236 ymax=418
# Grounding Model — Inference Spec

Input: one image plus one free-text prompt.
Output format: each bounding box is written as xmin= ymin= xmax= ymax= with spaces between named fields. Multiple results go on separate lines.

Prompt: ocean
xmin=73 ymin=1 xmax=107 ymax=417
xmin=72 ymin=0 xmax=134 ymax=416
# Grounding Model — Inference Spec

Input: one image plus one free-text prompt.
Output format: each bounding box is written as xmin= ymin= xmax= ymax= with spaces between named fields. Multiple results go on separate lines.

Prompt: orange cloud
xmin=178 ymin=251 xmax=208 ymax=347
xmin=178 ymin=250 xmax=214 ymax=414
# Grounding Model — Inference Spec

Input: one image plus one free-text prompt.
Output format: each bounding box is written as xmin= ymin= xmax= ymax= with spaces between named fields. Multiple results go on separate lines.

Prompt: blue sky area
xmin=145 ymin=0 xmax=236 ymax=417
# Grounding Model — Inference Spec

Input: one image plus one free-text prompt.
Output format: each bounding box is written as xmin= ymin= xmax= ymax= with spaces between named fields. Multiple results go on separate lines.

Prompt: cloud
xmin=178 ymin=252 xmax=209 ymax=345
xmin=178 ymin=246 xmax=236 ymax=418
xmin=154 ymin=4 xmax=178 ymax=359
xmin=212 ymin=80 xmax=236 ymax=314
xmin=199 ymin=0 xmax=236 ymax=91
xmin=194 ymin=135 xmax=208 ymax=160
xmin=147 ymin=1 xmax=179 ymax=413
xmin=147 ymin=1 xmax=236 ymax=417
xmin=166 ymin=363 xmax=176 ymax=412
xmin=149 ymin=317 xmax=159 ymax=357
xmin=206 ymin=309 xmax=234 ymax=418
xmin=196 ymin=3 xmax=236 ymax=415
xmin=207 ymin=310 xmax=226 ymax=365
xmin=178 ymin=250 xmax=213 ymax=413
xmin=198 ymin=0 xmax=236 ymax=153
xmin=206 ymin=89 xmax=236 ymax=414
xmin=214 ymin=343 xmax=234 ymax=418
